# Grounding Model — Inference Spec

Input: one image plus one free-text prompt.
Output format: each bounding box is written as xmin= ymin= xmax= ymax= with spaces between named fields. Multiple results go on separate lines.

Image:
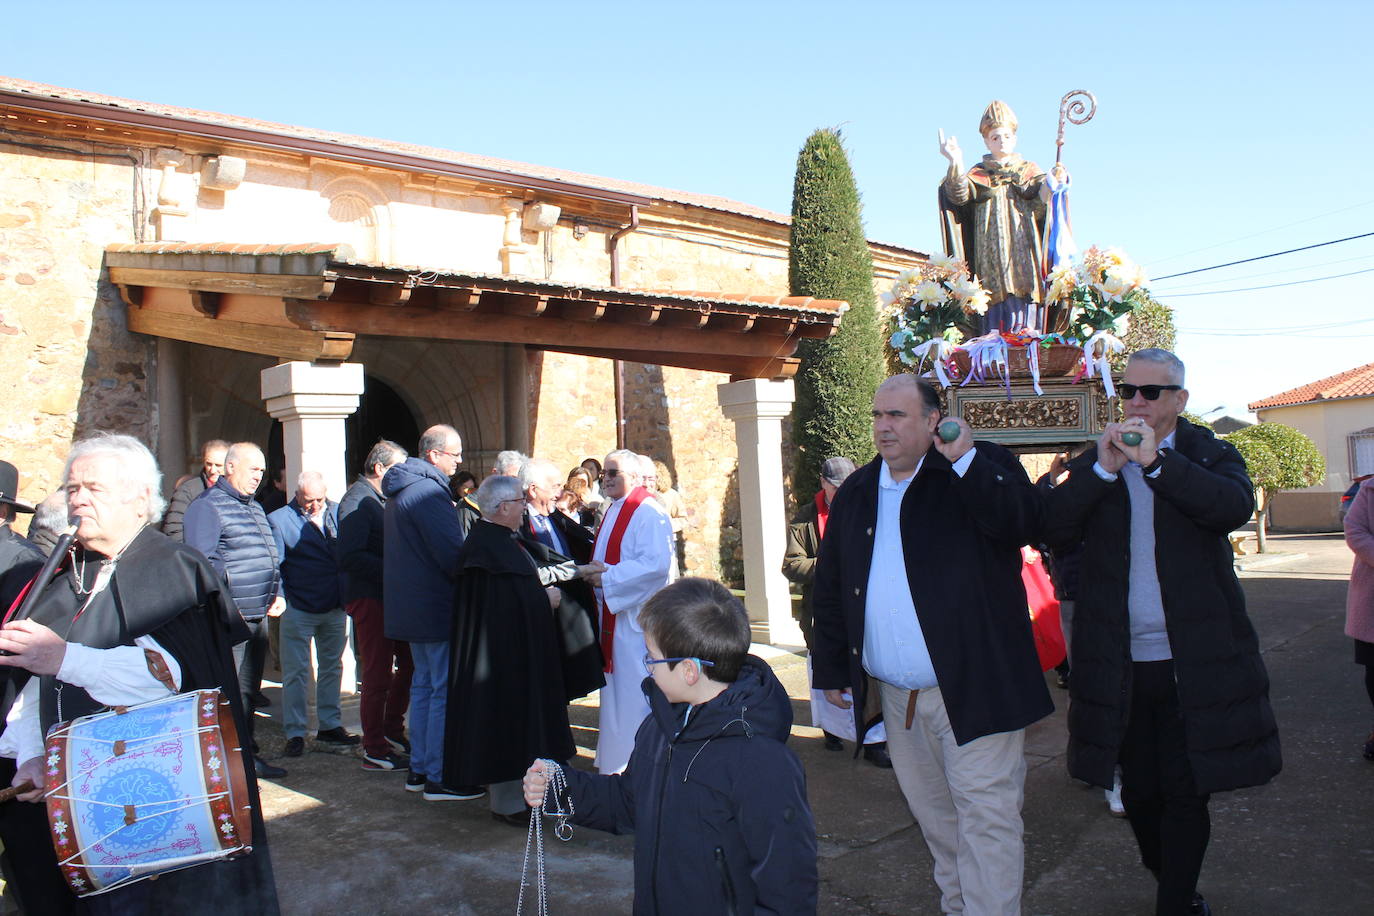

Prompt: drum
xmin=42 ymin=689 xmax=254 ymax=897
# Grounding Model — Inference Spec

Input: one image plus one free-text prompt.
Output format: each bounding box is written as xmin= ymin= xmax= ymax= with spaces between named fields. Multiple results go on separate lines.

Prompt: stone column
xmin=717 ymin=378 xmax=800 ymax=646
xmin=260 ymin=361 xmax=365 ymax=500
xmin=261 ymin=361 xmax=365 ymax=698
xmin=154 ymin=338 xmax=188 ymax=498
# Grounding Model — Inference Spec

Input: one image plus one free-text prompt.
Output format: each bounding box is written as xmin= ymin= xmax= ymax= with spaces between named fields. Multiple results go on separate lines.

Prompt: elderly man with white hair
xmin=0 ymin=434 xmax=280 ymax=913
xmin=268 ymin=471 xmax=357 ymax=758
xmin=585 ymin=448 xmax=674 ymax=773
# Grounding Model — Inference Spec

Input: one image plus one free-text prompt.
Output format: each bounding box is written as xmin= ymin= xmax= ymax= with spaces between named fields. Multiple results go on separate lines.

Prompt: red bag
xmin=1021 ymin=547 xmax=1066 ymax=672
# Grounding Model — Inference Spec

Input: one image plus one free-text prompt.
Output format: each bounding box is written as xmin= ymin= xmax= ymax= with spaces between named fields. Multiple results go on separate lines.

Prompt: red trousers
xmin=346 ymin=598 xmax=414 ymax=756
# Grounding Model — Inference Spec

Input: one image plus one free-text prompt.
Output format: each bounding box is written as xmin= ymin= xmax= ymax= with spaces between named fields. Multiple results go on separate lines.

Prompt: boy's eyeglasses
xmin=643 ymin=654 xmax=715 ymax=676
xmin=1118 ymin=384 xmax=1182 ymax=401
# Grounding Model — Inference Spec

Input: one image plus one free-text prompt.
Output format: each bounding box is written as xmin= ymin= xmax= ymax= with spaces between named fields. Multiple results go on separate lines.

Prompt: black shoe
xmin=404 ymin=770 xmax=426 ymax=793
xmin=249 ymin=691 xmax=270 ymax=708
xmin=1055 ymin=670 xmax=1070 ymax=690
xmin=822 ymin=733 xmax=844 ymax=752
xmin=863 ymin=743 xmax=893 ymax=769
xmin=362 ymin=750 xmax=410 ymax=771
xmin=284 ymin=737 xmax=304 ymax=758
xmin=1188 ymin=892 xmax=1212 ymax=916
xmin=491 ymin=809 xmax=531 ymax=828
xmin=386 ymin=734 xmax=411 ymax=755
xmin=255 ymin=757 xmax=287 ymax=779
xmin=423 ymin=782 xmax=485 ymax=801
xmin=316 ymin=727 xmax=360 ymax=746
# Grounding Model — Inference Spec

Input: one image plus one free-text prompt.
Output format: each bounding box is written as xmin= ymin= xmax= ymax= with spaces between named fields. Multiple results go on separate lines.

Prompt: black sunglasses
xmin=1119 ymin=384 xmax=1182 ymax=401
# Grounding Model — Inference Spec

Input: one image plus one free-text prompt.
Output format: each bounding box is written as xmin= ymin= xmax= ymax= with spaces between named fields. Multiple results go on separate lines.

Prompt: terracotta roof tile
xmin=1248 ymin=361 xmax=1374 ymax=410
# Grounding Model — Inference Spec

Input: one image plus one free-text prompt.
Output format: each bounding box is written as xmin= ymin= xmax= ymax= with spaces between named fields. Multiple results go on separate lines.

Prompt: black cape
xmin=20 ymin=527 xmax=279 ymax=915
xmin=443 ymin=520 xmax=575 ymax=787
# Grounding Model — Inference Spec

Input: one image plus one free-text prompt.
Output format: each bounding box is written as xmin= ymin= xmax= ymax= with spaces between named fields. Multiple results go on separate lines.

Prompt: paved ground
xmin=7 ymin=534 xmax=1359 ymax=914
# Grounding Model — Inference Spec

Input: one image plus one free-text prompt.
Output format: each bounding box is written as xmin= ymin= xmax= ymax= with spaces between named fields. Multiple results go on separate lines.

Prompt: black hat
xmin=820 ymin=457 xmax=856 ymax=486
xmin=0 ymin=460 xmax=35 ymax=514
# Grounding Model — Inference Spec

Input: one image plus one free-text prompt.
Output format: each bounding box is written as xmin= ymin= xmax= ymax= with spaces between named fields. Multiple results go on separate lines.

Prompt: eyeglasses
xmin=643 ymin=653 xmax=715 ymax=676
xmin=601 ymin=469 xmax=623 ymax=479
xmin=499 ymin=497 xmax=527 ymax=507
xmin=1118 ymin=384 xmax=1182 ymax=401
xmin=434 ymin=449 xmax=462 ymax=460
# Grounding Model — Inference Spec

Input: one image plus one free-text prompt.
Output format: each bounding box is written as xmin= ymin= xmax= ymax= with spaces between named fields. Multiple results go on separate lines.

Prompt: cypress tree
xmin=788 ymin=128 xmax=885 ymax=494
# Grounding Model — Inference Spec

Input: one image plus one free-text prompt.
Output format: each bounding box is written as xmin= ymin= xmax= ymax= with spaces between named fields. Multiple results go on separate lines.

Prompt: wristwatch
xmin=1142 ymin=448 xmax=1169 ymax=475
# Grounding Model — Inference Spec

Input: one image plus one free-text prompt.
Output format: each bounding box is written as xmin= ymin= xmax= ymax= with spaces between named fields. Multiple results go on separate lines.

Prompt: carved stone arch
xmin=318 ymin=176 xmax=393 ymax=263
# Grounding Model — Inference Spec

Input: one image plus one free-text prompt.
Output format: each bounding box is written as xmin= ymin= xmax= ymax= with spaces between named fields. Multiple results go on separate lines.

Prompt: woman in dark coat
xmin=443 ymin=475 xmax=574 ymax=824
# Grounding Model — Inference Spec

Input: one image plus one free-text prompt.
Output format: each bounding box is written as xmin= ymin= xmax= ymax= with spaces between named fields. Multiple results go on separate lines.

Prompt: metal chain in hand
xmin=516 ymin=760 xmax=574 ymax=916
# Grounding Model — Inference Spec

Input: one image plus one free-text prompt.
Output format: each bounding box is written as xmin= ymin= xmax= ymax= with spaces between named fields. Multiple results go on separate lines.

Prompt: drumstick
xmin=0 ymin=781 xmax=36 ymax=803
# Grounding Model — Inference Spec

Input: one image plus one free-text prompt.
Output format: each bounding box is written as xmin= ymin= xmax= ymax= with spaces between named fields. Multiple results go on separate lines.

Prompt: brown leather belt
xmin=905 ymin=688 xmax=920 ymax=729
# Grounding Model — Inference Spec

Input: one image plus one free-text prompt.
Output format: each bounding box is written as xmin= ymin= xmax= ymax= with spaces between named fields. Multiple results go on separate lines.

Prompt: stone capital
xmin=716 ymin=378 xmax=795 ymax=422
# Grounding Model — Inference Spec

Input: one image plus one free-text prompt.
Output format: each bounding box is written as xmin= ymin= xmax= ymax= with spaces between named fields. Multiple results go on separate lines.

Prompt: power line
xmin=1150 ymin=232 xmax=1374 ymax=281
xmin=1154 ymin=265 xmax=1374 ymax=296
xmin=1152 ymin=252 xmax=1374 ymax=290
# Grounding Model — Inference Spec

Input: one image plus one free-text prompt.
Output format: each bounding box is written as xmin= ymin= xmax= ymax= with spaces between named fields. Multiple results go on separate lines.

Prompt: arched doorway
xmin=345 ymin=375 xmax=421 ymax=476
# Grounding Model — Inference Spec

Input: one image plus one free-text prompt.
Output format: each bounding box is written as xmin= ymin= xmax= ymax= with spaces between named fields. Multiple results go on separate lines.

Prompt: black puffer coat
xmin=1044 ymin=418 xmax=1281 ymax=793
xmin=562 ymin=656 xmax=817 ymax=915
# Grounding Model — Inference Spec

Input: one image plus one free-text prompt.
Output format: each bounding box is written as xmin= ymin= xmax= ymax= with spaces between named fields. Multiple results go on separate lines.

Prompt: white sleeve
xmin=601 ymin=506 xmax=674 ymax=633
xmin=0 ymin=680 xmax=44 ymax=764
xmin=56 ymin=635 xmax=182 ymax=707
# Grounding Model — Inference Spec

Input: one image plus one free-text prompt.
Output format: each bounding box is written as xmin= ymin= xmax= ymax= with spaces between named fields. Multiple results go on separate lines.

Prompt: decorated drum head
xmin=44 ymin=689 xmax=252 ymax=896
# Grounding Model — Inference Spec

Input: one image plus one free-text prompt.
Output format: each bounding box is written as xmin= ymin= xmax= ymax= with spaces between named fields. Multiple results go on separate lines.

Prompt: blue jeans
xmin=280 ymin=605 xmax=347 ymax=739
xmin=408 ymin=639 xmax=450 ymax=782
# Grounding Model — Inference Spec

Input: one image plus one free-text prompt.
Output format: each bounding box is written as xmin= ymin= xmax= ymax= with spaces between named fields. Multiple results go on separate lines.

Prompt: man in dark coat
xmin=812 ymin=374 xmax=1051 ymax=916
xmin=160 ymin=438 xmax=229 ymax=541
xmin=1044 ymin=349 xmax=1279 ymax=916
xmin=518 ymin=457 xmax=605 ymax=701
xmin=0 ymin=434 xmax=278 ymax=914
xmin=339 ymin=439 xmax=412 ymax=771
xmin=444 ymin=475 xmax=574 ymax=826
xmin=383 ymin=424 xmax=469 ymax=799
xmin=0 ymin=459 xmax=67 ymax=916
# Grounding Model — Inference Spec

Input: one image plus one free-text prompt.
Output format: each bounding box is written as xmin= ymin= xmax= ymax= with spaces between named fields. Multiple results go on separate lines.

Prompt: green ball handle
xmin=938 ymin=420 xmax=962 ymax=443
xmin=1121 ymin=431 xmax=1143 ymax=447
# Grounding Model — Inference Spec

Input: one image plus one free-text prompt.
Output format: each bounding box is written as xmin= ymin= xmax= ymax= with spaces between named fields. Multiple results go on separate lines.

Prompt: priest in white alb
xmin=587 ymin=448 xmax=674 ymax=774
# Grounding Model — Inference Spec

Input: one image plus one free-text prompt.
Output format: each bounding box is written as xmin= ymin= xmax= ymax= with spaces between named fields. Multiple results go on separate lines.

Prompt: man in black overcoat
xmin=1044 ymin=348 xmax=1280 ymax=916
xmin=518 ymin=457 xmax=605 ymax=701
xmin=444 ymin=475 xmax=576 ymax=827
xmin=812 ymin=374 xmax=1051 ymax=916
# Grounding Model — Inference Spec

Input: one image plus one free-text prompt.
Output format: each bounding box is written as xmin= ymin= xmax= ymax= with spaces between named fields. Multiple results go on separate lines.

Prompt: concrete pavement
xmin=248 ymin=533 xmax=1369 ymax=914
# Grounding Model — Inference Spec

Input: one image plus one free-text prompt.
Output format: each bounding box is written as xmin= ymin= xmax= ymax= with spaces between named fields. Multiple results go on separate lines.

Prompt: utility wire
xmin=1178 ymin=317 xmax=1374 ymax=333
xmin=1153 ymin=252 xmax=1374 ymax=290
xmin=1151 ymin=232 xmax=1374 ymax=281
xmin=1154 ymin=266 xmax=1374 ymax=296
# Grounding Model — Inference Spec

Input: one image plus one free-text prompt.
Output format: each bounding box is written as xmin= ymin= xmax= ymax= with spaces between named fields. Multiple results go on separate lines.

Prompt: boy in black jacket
xmin=523 ymin=577 xmax=817 ymax=915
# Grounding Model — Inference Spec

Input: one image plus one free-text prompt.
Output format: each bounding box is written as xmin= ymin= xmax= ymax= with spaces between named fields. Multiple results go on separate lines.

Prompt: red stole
xmin=814 ymin=490 xmax=830 ymax=541
xmin=593 ymin=486 xmax=651 ymax=673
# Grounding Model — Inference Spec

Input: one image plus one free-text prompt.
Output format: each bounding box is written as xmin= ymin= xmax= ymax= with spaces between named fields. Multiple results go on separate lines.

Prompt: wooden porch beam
xmin=128 ymin=309 xmax=355 ymax=362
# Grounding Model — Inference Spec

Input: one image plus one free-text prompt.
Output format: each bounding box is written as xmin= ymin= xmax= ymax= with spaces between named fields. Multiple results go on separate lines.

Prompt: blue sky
xmin=8 ymin=1 xmax=1373 ymax=419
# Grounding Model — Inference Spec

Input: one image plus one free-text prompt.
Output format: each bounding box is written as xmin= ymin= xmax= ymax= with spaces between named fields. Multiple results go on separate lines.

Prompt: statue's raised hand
xmin=938 ymin=129 xmax=963 ymax=170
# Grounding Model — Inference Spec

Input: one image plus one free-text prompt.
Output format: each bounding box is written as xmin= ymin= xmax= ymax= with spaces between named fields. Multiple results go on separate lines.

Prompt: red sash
xmin=593 ymin=486 xmax=651 ymax=673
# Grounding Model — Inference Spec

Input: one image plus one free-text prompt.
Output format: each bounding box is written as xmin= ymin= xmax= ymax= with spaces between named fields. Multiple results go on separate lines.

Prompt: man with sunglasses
xmin=1044 ymin=349 xmax=1280 ymax=916
xmin=584 ymin=449 xmax=674 ymax=774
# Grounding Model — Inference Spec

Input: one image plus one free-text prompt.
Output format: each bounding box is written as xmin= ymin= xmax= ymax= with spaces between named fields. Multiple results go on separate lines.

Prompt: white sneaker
xmin=1106 ymin=769 xmax=1126 ymax=817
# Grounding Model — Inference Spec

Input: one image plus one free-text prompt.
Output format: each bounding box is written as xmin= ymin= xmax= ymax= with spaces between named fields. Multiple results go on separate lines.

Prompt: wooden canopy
xmin=107 ymin=243 xmax=847 ymax=379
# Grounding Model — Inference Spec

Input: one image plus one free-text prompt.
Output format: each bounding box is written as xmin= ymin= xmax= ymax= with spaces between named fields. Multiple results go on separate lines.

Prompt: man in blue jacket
xmin=269 ymin=470 xmax=358 ymax=759
xmin=383 ymin=425 xmax=479 ymax=800
xmin=185 ymin=441 xmax=287 ymax=779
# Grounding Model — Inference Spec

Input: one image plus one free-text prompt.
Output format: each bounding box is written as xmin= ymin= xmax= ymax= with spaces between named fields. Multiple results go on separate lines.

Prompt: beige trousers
xmin=879 ymin=681 xmax=1027 ymax=915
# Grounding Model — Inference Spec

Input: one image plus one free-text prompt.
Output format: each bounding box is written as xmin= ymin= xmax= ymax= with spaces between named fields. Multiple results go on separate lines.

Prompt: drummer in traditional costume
xmin=0 ymin=434 xmax=279 ymax=914
xmin=585 ymin=449 xmax=674 ymax=774
xmin=939 ymin=100 xmax=1067 ymax=333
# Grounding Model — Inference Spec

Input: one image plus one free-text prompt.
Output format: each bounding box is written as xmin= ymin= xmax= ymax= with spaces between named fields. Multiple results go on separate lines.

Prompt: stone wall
xmin=0 ymin=140 xmax=152 ymax=525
